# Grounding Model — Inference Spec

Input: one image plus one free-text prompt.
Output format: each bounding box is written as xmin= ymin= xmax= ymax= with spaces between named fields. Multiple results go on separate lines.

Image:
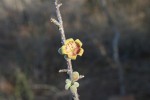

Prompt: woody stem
xmin=51 ymin=0 xmax=79 ymax=100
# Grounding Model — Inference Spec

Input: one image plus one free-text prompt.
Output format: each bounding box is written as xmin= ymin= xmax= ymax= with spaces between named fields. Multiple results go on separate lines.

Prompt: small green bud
xmin=74 ymin=82 xmax=79 ymax=87
xmin=70 ymin=85 xmax=77 ymax=94
xmin=65 ymin=83 xmax=71 ymax=90
xmin=65 ymin=79 xmax=71 ymax=90
xmin=65 ymin=79 xmax=71 ymax=84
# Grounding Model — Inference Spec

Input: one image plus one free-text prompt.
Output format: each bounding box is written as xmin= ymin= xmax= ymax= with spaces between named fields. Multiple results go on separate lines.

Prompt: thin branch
xmin=51 ymin=18 xmax=60 ymax=26
xmin=98 ymin=0 xmax=126 ymax=95
xmin=51 ymin=0 xmax=80 ymax=100
xmin=59 ymin=69 xmax=70 ymax=73
xmin=79 ymin=75 xmax=85 ymax=80
xmin=54 ymin=0 xmax=66 ymax=44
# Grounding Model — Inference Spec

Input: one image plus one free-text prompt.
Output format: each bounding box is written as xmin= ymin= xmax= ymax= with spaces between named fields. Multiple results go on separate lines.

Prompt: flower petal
xmin=75 ymin=39 xmax=82 ymax=47
xmin=78 ymin=48 xmax=84 ymax=56
xmin=61 ymin=45 xmax=67 ymax=54
xmin=68 ymin=55 xmax=77 ymax=60
xmin=65 ymin=38 xmax=74 ymax=45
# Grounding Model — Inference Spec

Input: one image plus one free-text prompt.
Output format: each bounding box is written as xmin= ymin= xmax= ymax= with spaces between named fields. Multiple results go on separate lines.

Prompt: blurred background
xmin=0 ymin=0 xmax=150 ymax=100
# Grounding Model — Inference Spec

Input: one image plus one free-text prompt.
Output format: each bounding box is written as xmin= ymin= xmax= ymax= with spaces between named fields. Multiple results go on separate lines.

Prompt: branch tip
xmin=50 ymin=18 xmax=60 ymax=26
xmin=58 ymin=3 xmax=62 ymax=7
xmin=59 ymin=69 xmax=70 ymax=73
xmin=79 ymin=75 xmax=84 ymax=79
xmin=52 ymin=0 xmax=80 ymax=99
xmin=55 ymin=0 xmax=62 ymax=8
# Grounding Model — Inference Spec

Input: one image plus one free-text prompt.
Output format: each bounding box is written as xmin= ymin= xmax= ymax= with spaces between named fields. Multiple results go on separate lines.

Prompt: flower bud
xmin=72 ymin=71 xmax=79 ymax=81
xmin=74 ymin=82 xmax=79 ymax=87
xmin=65 ymin=79 xmax=71 ymax=84
xmin=65 ymin=79 xmax=71 ymax=90
xmin=65 ymin=83 xmax=71 ymax=90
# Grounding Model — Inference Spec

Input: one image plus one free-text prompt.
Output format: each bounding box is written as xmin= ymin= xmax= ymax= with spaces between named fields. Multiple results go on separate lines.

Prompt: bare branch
xmin=54 ymin=0 xmax=66 ymax=44
xmin=51 ymin=0 xmax=80 ymax=100
xmin=59 ymin=69 xmax=70 ymax=73
xmin=51 ymin=18 xmax=60 ymax=26
xmin=79 ymin=75 xmax=85 ymax=80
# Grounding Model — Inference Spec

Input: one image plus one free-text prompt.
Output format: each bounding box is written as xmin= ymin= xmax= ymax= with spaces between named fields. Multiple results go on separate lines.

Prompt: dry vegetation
xmin=0 ymin=0 xmax=150 ymax=100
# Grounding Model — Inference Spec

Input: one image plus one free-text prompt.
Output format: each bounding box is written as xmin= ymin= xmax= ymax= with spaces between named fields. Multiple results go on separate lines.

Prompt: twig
xmin=59 ymin=69 xmax=70 ymax=73
xmin=51 ymin=0 xmax=80 ymax=100
xmin=98 ymin=0 xmax=126 ymax=95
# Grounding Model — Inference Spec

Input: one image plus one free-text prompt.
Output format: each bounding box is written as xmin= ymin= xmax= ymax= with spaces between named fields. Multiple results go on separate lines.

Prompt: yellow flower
xmin=59 ymin=38 xmax=84 ymax=60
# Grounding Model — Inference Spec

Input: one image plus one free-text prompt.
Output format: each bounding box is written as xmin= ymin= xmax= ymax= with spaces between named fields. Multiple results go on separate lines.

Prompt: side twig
xmin=51 ymin=0 xmax=80 ymax=100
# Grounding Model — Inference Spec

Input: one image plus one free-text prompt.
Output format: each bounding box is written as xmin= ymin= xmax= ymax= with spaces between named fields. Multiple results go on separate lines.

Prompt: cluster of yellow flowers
xmin=59 ymin=38 xmax=84 ymax=60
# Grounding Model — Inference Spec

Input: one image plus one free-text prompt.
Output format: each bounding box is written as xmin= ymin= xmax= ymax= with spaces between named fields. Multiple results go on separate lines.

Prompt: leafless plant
xmin=51 ymin=0 xmax=84 ymax=100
